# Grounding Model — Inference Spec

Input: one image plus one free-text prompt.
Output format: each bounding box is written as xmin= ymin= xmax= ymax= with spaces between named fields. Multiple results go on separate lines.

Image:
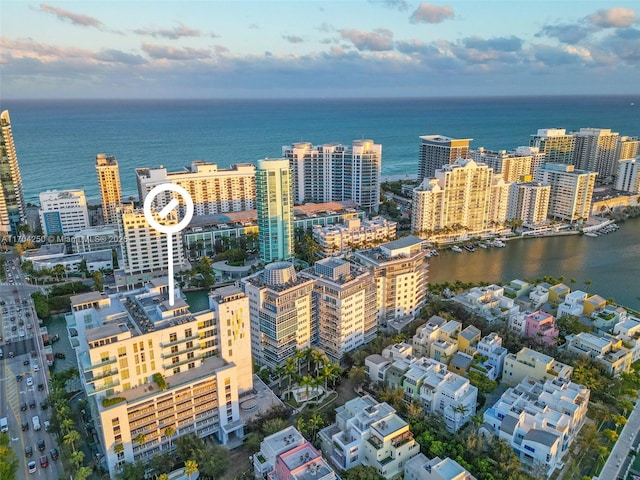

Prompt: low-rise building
xmin=458 ymin=325 xmax=481 ymax=354
xmin=503 ymin=348 xmax=573 ymax=386
xmin=565 ymin=332 xmax=632 ymax=376
xmin=583 ymin=294 xmax=607 ymax=317
xmin=613 ymin=314 xmax=640 ymax=362
xmin=528 ymin=284 xmax=550 ymax=310
xmin=454 ymin=285 xmax=518 ymax=324
xmin=412 ymin=316 xmax=447 ymax=357
xmin=524 ymin=311 xmax=559 ymax=346
xmin=557 ymin=290 xmax=587 ymax=318
xmin=319 ymin=395 xmax=420 ymax=479
xmin=548 ymin=283 xmax=570 ymax=305
xmin=312 ymin=217 xmax=397 ymax=256
xmin=483 ymin=376 xmax=590 ymax=478
xmin=404 ymin=453 xmax=477 ymax=480
xmin=473 ymin=333 xmax=508 ymax=381
xmin=72 ymin=225 xmax=121 ymax=254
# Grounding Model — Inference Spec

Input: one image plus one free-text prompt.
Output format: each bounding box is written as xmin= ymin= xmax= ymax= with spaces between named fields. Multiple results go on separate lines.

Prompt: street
xmin=1 ymin=258 xmax=62 ymax=480
xmin=597 ymin=400 xmax=640 ymax=479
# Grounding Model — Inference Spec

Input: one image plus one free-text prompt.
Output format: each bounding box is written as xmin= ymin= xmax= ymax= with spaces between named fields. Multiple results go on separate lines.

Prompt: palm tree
xmin=163 ymin=426 xmax=176 ymax=450
xmin=134 ymin=433 xmax=146 ymax=445
xmin=307 ymin=413 xmax=324 ymax=442
xmin=113 ymin=442 xmax=124 ymax=456
xmin=63 ymin=430 xmax=81 ymax=451
xmin=184 ymin=459 xmax=198 ymax=480
xmin=158 ymin=474 xmax=170 ymax=480
xmin=452 ymin=404 xmax=470 ymax=429
xmin=60 ymin=417 xmax=75 ymax=434
xmin=70 ymin=449 xmax=85 ymax=468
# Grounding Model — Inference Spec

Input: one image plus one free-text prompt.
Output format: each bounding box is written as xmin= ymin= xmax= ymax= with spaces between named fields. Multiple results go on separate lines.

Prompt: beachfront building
xmin=312 ymin=216 xmax=397 ymax=256
xmin=617 ymin=135 xmax=640 ymax=161
xmin=483 ymin=376 xmax=590 ymax=478
xmin=241 ymin=262 xmax=314 ymax=369
xmin=39 ymin=189 xmax=90 ymax=236
xmin=299 ymin=258 xmax=377 ymax=362
xmin=534 ymin=164 xmax=597 ymax=222
xmin=283 ymin=140 xmax=382 ymax=214
xmin=616 ymin=158 xmax=640 ymax=194
xmin=96 ymin=154 xmax=123 ymax=225
xmin=471 ymin=148 xmax=533 ymax=182
xmin=0 ymin=110 xmax=27 ymax=236
xmin=412 ymin=158 xmax=510 ymax=243
xmin=136 ymin=161 xmax=256 ymax=217
xmin=613 ymin=314 xmax=640 ymax=362
xmin=572 ymin=128 xmax=619 ymax=182
xmin=556 ymin=290 xmax=588 ymax=318
xmin=548 ymin=283 xmax=570 ymax=304
xmin=454 ymin=284 xmax=519 ymax=324
xmin=503 ymin=347 xmax=573 ymax=386
xmin=565 ymin=332 xmax=632 ymax=376
xmin=508 ymin=181 xmax=551 ymax=228
xmin=256 ymin=159 xmax=294 ymax=263
xmin=67 ymin=282 xmax=252 ymax=476
xmin=404 ymin=454 xmax=477 ymax=480
xmin=116 ymin=204 xmax=186 ymax=278
xmin=351 ymin=236 xmax=429 ymax=326
xmin=417 ymin=135 xmax=472 ymax=183
xmin=523 ymin=311 xmax=559 ymax=347
xmin=253 ymin=426 xmax=337 ymax=480
xmin=368 ymin=355 xmax=478 ymax=432
xmin=319 ymin=395 xmax=420 ymax=478
xmin=529 ymin=128 xmax=576 ymax=165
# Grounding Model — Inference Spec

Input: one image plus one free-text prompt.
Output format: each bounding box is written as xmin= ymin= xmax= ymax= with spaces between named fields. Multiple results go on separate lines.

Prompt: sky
xmin=1 ymin=1 xmax=639 ymax=99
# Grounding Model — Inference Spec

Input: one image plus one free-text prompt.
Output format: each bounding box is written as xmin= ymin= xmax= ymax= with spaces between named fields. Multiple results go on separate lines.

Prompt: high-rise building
xmin=39 ymin=190 xmax=90 ymax=236
xmin=352 ymin=236 xmax=429 ymax=325
xmin=617 ymin=136 xmax=640 ymax=162
xmin=299 ymin=258 xmax=378 ymax=362
xmin=535 ymin=164 xmax=597 ymax=222
xmin=241 ymin=262 xmax=315 ymax=369
xmin=412 ymin=159 xmax=510 ymax=241
xmin=69 ymin=281 xmax=252 ymax=476
xmin=96 ymin=154 xmax=123 ymax=225
xmin=471 ymin=148 xmax=532 ymax=182
xmin=117 ymin=205 xmax=185 ymax=276
xmin=513 ymin=146 xmax=546 ymax=178
xmin=529 ymin=128 xmax=575 ymax=165
xmin=616 ymin=158 xmax=640 ymax=193
xmin=136 ymin=161 xmax=256 ymax=217
xmin=0 ymin=110 xmax=27 ymax=236
xmin=572 ymin=128 xmax=619 ymax=181
xmin=256 ymin=159 xmax=294 ymax=264
xmin=417 ymin=135 xmax=472 ymax=184
xmin=284 ymin=140 xmax=382 ymax=213
xmin=508 ymin=181 xmax=551 ymax=227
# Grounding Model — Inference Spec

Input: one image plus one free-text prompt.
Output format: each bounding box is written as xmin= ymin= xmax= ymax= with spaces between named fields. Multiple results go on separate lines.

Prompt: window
xmin=170 ymin=333 xmax=177 ymax=342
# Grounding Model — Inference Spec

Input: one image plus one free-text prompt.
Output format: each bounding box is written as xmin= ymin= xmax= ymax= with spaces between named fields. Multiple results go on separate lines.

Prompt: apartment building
xmin=572 ymin=128 xmax=619 ymax=181
xmin=565 ymin=332 xmax=632 ymax=376
xmin=351 ymin=236 xmax=429 ymax=325
xmin=417 ymin=135 xmax=472 ymax=183
xmin=508 ymin=181 xmax=551 ymax=227
xmin=534 ymin=164 xmax=597 ymax=222
xmin=616 ymin=158 xmax=640 ymax=193
xmin=253 ymin=426 xmax=337 ymax=480
xmin=370 ymin=356 xmax=477 ymax=432
xmin=556 ymin=290 xmax=588 ymax=318
xmin=613 ymin=314 xmax=640 ymax=362
xmin=503 ymin=348 xmax=573 ymax=386
xmin=617 ymin=135 xmax=640 ymax=161
xmin=241 ymin=262 xmax=314 ymax=369
xmin=283 ymin=140 xmax=382 ymax=213
xmin=299 ymin=258 xmax=377 ymax=362
xmin=483 ymin=376 xmax=590 ymax=478
xmin=455 ymin=284 xmax=519 ymax=324
xmin=136 ymin=161 xmax=256 ymax=216
xmin=524 ymin=311 xmax=559 ymax=347
xmin=471 ymin=148 xmax=532 ymax=182
xmin=39 ymin=189 xmax=90 ymax=236
xmin=67 ymin=281 xmax=253 ymax=476
xmin=412 ymin=158 xmax=510 ymax=242
xmin=72 ymin=225 xmax=120 ymax=254
xmin=312 ymin=217 xmax=397 ymax=256
xmin=529 ymin=128 xmax=575 ymax=165
xmin=404 ymin=454 xmax=477 ymax=480
xmin=0 ymin=110 xmax=27 ymax=235
xmin=474 ymin=333 xmax=508 ymax=381
xmin=96 ymin=154 xmax=123 ymax=225
xmin=412 ymin=316 xmax=448 ymax=357
xmin=513 ymin=146 xmax=547 ymax=178
xmin=319 ymin=395 xmax=420 ymax=479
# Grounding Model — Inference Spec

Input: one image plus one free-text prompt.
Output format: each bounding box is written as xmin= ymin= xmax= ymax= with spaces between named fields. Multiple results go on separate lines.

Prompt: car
xmin=27 ymin=324 xmax=32 ymax=330
xmin=8 ymin=351 xmax=14 ymax=358
xmin=11 ymin=325 xmax=16 ymax=332
xmin=16 ymin=374 xmax=22 ymax=382
xmin=28 ymin=460 xmax=36 ymax=473
xmin=37 ymin=439 xmax=45 ymax=451
xmin=54 ymin=352 xmax=66 ymax=359
xmin=23 ymin=359 xmax=30 ymax=366
xmin=22 ymin=300 xmax=28 ymax=305
xmin=33 ymin=364 xmax=39 ymax=372
xmin=29 ymin=399 xmax=36 ymax=409
xmin=37 ymin=383 xmax=44 ymax=392
xmin=39 ymin=455 xmax=48 ymax=468
xmin=31 ymin=350 xmax=37 ymax=358
xmin=25 ymin=445 xmax=33 ymax=457
xmin=26 ymin=312 xmax=31 ymax=317
xmin=44 ymin=420 xmax=50 ymax=432
xmin=21 ymin=401 xmax=27 ymax=411
xmin=26 ymin=377 xmax=33 ymax=386
xmin=50 ymin=448 xmax=59 ymax=461
xmin=40 ymin=401 xmax=48 ymax=410
xmin=21 ymin=421 xmax=29 ymax=431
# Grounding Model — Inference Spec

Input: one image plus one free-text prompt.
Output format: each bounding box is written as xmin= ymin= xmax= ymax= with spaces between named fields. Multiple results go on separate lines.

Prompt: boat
xmin=451 ymin=246 xmax=463 ymax=253
xmin=584 ymin=232 xmax=598 ymax=238
xmin=492 ymin=240 xmax=506 ymax=248
xmin=430 ymin=249 xmax=439 ymax=256
xmin=464 ymin=244 xmax=476 ymax=252
xmin=477 ymin=242 xmax=488 ymax=249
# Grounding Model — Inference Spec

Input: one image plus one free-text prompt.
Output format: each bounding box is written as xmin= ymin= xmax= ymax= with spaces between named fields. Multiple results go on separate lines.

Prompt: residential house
xmin=503 ymin=348 xmax=573 ymax=386
xmin=404 ymin=454 xmax=477 ymax=480
xmin=524 ymin=311 xmax=559 ymax=346
xmin=564 ymin=332 xmax=632 ymax=376
xmin=473 ymin=333 xmax=508 ymax=381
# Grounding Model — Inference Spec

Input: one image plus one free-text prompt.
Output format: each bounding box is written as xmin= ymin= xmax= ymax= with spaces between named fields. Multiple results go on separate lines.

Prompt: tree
xmin=262 ymin=418 xmax=290 ymax=436
xmin=340 ymin=465 xmax=385 ymax=480
xmin=184 ymin=460 xmax=198 ymax=480
xmin=113 ymin=442 xmax=124 ymax=455
xmin=134 ymin=433 xmax=146 ymax=445
xmin=348 ymin=366 xmax=366 ymax=388
xmin=158 ymin=475 xmax=170 ymax=480
xmin=118 ymin=461 xmax=147 ymax=480
xmin=71 ymin=449 xmax=85 ymax=468
xmin=93 ymin=271 xmax=104 ymax=291
xmin=75 ymin=466 xmax=93 ymax=480
xmin=63 ymin=430 xmax=81 ymax=451
xmin=163 ymin=426 xmax=176 ymax=450
xmin=0 ymin=433 xmax=18 ymax=480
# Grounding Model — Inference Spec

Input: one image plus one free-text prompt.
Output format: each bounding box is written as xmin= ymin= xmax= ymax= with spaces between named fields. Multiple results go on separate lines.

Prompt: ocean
xmin=1 ymin=95 xmax=639 ymax=204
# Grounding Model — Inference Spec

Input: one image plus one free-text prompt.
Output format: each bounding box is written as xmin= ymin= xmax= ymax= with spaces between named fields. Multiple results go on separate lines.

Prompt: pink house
xmin=270 ymin=442 xmax=337 ymax=480
xmin=524 ymin=311 xmax=559 ymax=346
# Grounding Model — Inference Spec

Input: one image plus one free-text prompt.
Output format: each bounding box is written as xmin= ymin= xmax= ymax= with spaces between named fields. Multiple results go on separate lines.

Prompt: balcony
xmin=379 ymin=455 xmax=394 ymax=466
xmin=160 ymin=334 xmax=200 ymax=348
xmin=161 ymin=344 xmax=201 ymax=359
xmin=86 ymin=379 xmax=121 ymax=396
xmin=86 ymin=369 xmax=119 ymax=383
xmin=84 ymin=356 xmax=116 ymax=372
xmin=163 ymin=355 xmax=202 ymax=370
xmin=367 ymin=436 xmax=383 ymax=449
xmin=391 ymin=431 xmax=414 ymax=448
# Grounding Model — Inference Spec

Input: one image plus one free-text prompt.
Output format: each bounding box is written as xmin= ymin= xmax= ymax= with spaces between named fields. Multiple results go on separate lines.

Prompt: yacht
xmin=477 ymin=242 xmax=488 ymax=249
xmin=451 ymin=245 xmax=463 ymax=253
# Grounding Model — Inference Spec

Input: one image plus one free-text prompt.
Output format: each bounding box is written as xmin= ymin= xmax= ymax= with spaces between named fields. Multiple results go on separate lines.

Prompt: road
xmin=597 ymin=398 xmax=640 ymax=480
xmin=1 ymin=257 xmax=62 ymax=480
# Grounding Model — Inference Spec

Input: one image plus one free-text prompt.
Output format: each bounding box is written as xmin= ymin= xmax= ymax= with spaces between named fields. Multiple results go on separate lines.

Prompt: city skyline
xmin=1 ymin=1 xmax=639 ymax=99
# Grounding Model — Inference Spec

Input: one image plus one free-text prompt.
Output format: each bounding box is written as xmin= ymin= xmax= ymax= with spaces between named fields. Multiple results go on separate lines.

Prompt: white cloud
xmin=410 ymin=3 xmax=455 ymax=24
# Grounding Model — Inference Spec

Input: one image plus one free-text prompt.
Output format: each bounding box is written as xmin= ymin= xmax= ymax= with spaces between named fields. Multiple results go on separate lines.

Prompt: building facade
xmin=312 ymin=216 xmax=397 ymax=256
xmin=256 ymin=159 xmax=294 ymax=263
xmin=39 ymin=190 xmax=90 ymax=236
xmin=136 ymin=161 xmax=256 ymax=217
xmin=96 ymin=154 xmax=123 ymax=225
xmin=471 ymin=148 xmax=533 ymax=182
xmin=572 ymin=128 xmax=619 ymax=182
xmin=529 ymin=129 xmax=575 ymax=165
xmin=508 ymin=182 xmax=551 ymax=227
xmin=503 ymin=348 xmax=572 ymax=386
xmin=616 ymin=158 xmax=640 ymax=193
xmin=0 ymin=110 xmax=27 ymax=236
xmin=534 ymin=164 xmax=597 ymax=222
xmin=418 ymin=135 xmax=472 ymax=184
xmin=404 ymin=454 xmax=477 ymax=480
xmin=72 ymin=225 xmax=121 ymax=254
xmin=284 ymin=140 xmax=382 ymax=213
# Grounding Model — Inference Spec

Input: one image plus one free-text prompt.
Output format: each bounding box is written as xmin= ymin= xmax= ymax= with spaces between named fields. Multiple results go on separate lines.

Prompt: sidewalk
xmin=598 ymin=400 xmax=640 ymax=479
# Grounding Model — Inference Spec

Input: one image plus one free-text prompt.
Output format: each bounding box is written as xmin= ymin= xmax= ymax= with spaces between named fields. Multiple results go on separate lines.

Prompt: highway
xmin=1 ymin=258 xmax=62 ymax=480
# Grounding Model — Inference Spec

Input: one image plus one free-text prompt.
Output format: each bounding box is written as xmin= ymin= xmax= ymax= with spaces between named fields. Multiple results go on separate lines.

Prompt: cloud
xmin=395 ymin=39 xmax=440 ymax=55
xmin=93 ymin=49 xmax=147 ymax=65
xmin=462 ymin=36 xmax=522 ymax=52
xmin=317 ymin=23 xmax=334 ymax=33
xmin=536 ymin=24 xmax=594 ymax=44
xmin=134 ymin=22 xmax=201 ymax=40
xmin=589 ymin=7 xmax=637 ymax=29
xmin=532 ymin=44 xmax=592 ymax=67
xmin=141 ymin=43 xmax=211 ymax=60
xmin=615 ymin=28 xmax=640 ymax=39
xmin=410 ymin=3 xmax=454 ymax=24
xmin=282 ymin=35 xmax=304 ymax=44
xmin=39 ymin=3 xmax=104 ymax=29
xmin=340 ymin=28 xmax=394 ymax=51
xmin=369 ymin=0 xmax=410 ymax=12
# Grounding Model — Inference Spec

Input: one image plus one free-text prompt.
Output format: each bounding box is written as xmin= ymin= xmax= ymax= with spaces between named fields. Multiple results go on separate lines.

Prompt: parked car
xmin=54 ymin=352 xmax=66 ymax=359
